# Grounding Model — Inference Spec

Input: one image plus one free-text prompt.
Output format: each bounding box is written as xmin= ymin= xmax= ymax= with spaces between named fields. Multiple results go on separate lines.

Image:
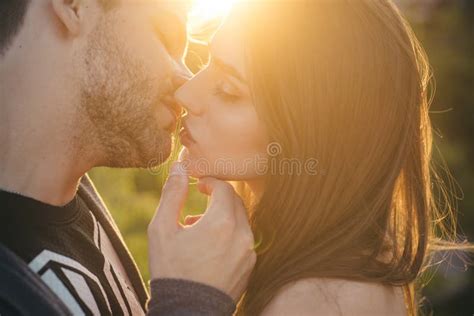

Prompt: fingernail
xmin=178 ymin=147 xmax=188 ymax=162
xmin=169 ymin=162 xmax=188 ymax=177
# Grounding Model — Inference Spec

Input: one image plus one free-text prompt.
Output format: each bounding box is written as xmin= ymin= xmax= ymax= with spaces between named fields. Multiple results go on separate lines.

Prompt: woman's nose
xmin=174 ymin=79 xmax=205 ymax=116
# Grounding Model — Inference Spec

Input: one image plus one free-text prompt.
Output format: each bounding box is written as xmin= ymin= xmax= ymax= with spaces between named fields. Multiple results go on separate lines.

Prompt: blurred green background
xmin=89 ymin=1 xmax=473 ymax=314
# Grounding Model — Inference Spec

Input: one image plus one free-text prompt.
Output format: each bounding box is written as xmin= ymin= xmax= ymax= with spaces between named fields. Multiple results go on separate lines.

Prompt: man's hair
xmin=99 ymin=0 xmax=120 ymax=11
xmin=0 ymin=0 xmax=117 ymax=56
xmin=0 ymin=0 xmax=30 ymax=56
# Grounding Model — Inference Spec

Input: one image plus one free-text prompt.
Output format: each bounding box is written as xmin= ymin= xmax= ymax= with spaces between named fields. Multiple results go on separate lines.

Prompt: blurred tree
xmin=403 ymin=1 xmax=474 ymax=315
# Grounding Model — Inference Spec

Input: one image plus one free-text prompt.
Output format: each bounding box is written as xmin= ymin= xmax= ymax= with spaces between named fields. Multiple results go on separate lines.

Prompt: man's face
xmin=80 ymin=0 xmax=189 ymax=168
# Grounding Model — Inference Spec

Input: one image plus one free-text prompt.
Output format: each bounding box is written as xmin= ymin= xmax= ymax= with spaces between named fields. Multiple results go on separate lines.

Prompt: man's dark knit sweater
xmin=0 ymin=175 xmax=235 ymax=315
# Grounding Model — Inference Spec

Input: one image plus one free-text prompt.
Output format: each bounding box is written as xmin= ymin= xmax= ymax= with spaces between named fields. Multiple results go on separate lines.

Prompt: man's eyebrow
xmin=171 ymin=7 xmax=187 ymax=34
xmin=173 ymin=16 xmax=188 ymax=49
xmin=158 ymin=11 xmax=187 ymax=54
xmin=211 ymin=55 xmax=246 ymax=83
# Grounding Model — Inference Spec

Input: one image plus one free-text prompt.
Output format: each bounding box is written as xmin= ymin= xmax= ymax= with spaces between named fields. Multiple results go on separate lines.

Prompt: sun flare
xmin=189 ymin=0 xmax=236 ymax=24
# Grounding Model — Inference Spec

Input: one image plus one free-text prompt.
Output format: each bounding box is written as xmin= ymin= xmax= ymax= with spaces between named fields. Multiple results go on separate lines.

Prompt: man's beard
xmin=79 ymin=19 xmax=172 ymax=169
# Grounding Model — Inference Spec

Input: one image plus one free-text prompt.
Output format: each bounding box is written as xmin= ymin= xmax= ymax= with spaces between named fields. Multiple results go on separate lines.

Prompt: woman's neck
xmin=245 ymin=178 xmax=265 ymax=201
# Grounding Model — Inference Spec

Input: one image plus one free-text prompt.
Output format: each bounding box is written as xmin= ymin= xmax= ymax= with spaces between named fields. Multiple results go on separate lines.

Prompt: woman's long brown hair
xmin=234 ymin=0 xmax=472 ymax=315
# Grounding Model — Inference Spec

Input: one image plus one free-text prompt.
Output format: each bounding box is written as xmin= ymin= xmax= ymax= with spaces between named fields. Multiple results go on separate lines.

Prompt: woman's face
xmin=175 ymin=13 xmax=269 ymax=180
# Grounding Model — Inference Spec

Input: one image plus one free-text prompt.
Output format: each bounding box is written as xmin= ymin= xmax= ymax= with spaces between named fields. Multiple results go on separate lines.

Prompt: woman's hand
xmin=147 ymin=162 xmax=256 ymax=301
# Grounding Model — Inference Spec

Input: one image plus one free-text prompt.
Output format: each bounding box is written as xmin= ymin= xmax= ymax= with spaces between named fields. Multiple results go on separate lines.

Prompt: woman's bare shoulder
xmin=260 ymin=278 xmax=406 ymax=316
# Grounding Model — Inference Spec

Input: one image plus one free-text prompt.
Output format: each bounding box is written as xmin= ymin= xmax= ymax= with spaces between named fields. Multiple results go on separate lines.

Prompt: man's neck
xmin=0 ymin=85 xmax=97 ymax=207
xmin=0 ymin=158 xmax=84 ymax=207
xmin=0 ymin=131 xmax=93 ymax=206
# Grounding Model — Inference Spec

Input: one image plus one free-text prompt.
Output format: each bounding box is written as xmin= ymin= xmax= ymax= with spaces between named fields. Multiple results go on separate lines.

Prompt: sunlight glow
xmin=189 ymin=0 xmax=236 ymax=25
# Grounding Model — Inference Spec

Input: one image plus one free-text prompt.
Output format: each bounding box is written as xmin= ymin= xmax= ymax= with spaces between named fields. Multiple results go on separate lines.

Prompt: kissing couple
xmin=1 ymin=0 xmax=470 ymax=315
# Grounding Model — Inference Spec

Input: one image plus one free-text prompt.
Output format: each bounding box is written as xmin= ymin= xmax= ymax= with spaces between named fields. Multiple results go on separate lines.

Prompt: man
xmin=0 ymin=0 xmax=256 ymax=315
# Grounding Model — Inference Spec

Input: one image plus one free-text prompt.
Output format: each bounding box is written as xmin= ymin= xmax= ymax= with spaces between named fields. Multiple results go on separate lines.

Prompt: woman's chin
xmin=177 ymin=147 xmax=252 ymax=180
xmin=178 ymin=147 xmax=207 ymax=178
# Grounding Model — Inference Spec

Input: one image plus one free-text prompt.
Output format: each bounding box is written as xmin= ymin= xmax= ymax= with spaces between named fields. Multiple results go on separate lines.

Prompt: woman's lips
xmin=179 ymin=122 xmax=196 ymax=147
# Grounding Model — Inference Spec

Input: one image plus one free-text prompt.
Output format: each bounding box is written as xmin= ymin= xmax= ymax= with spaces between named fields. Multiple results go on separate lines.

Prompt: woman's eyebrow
xmin=212 ymin=55 xmax=246 ymax=83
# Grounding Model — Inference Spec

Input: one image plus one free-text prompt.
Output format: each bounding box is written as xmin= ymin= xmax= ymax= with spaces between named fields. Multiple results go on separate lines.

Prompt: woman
xmin=175 ymin=0 xmax=469 ymax=314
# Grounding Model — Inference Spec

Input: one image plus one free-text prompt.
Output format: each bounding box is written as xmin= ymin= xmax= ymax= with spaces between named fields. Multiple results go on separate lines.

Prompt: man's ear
xmin=51 ymin=0 xmax=83 ymax=36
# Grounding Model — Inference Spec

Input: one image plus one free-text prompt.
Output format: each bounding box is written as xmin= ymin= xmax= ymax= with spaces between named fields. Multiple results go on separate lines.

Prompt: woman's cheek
xmin=240 ymin=109 xmax=269 ymax=155
xmin=219 ymin=112 xmax=254 ymax=155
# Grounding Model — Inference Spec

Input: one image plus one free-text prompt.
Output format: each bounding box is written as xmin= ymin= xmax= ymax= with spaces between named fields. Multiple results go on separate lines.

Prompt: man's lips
xmin=161 ymin=96 xmax=182 ymax=133
xmin=162 ymin=95 xmax=182 ymax=118
xmin=165 ymin=116 xmax=177 ymax=134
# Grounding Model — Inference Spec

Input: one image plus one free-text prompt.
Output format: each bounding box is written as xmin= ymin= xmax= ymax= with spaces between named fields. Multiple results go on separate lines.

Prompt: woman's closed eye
xmin=213 ymin=80 xmax=241 ymax=103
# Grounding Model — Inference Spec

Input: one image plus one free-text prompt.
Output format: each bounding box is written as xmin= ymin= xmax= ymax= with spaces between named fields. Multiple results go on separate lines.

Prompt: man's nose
xmin=172 ymin=62 xmax=193 ymax=90
xmin=161 ymin=63 xmax=192 ymax=118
